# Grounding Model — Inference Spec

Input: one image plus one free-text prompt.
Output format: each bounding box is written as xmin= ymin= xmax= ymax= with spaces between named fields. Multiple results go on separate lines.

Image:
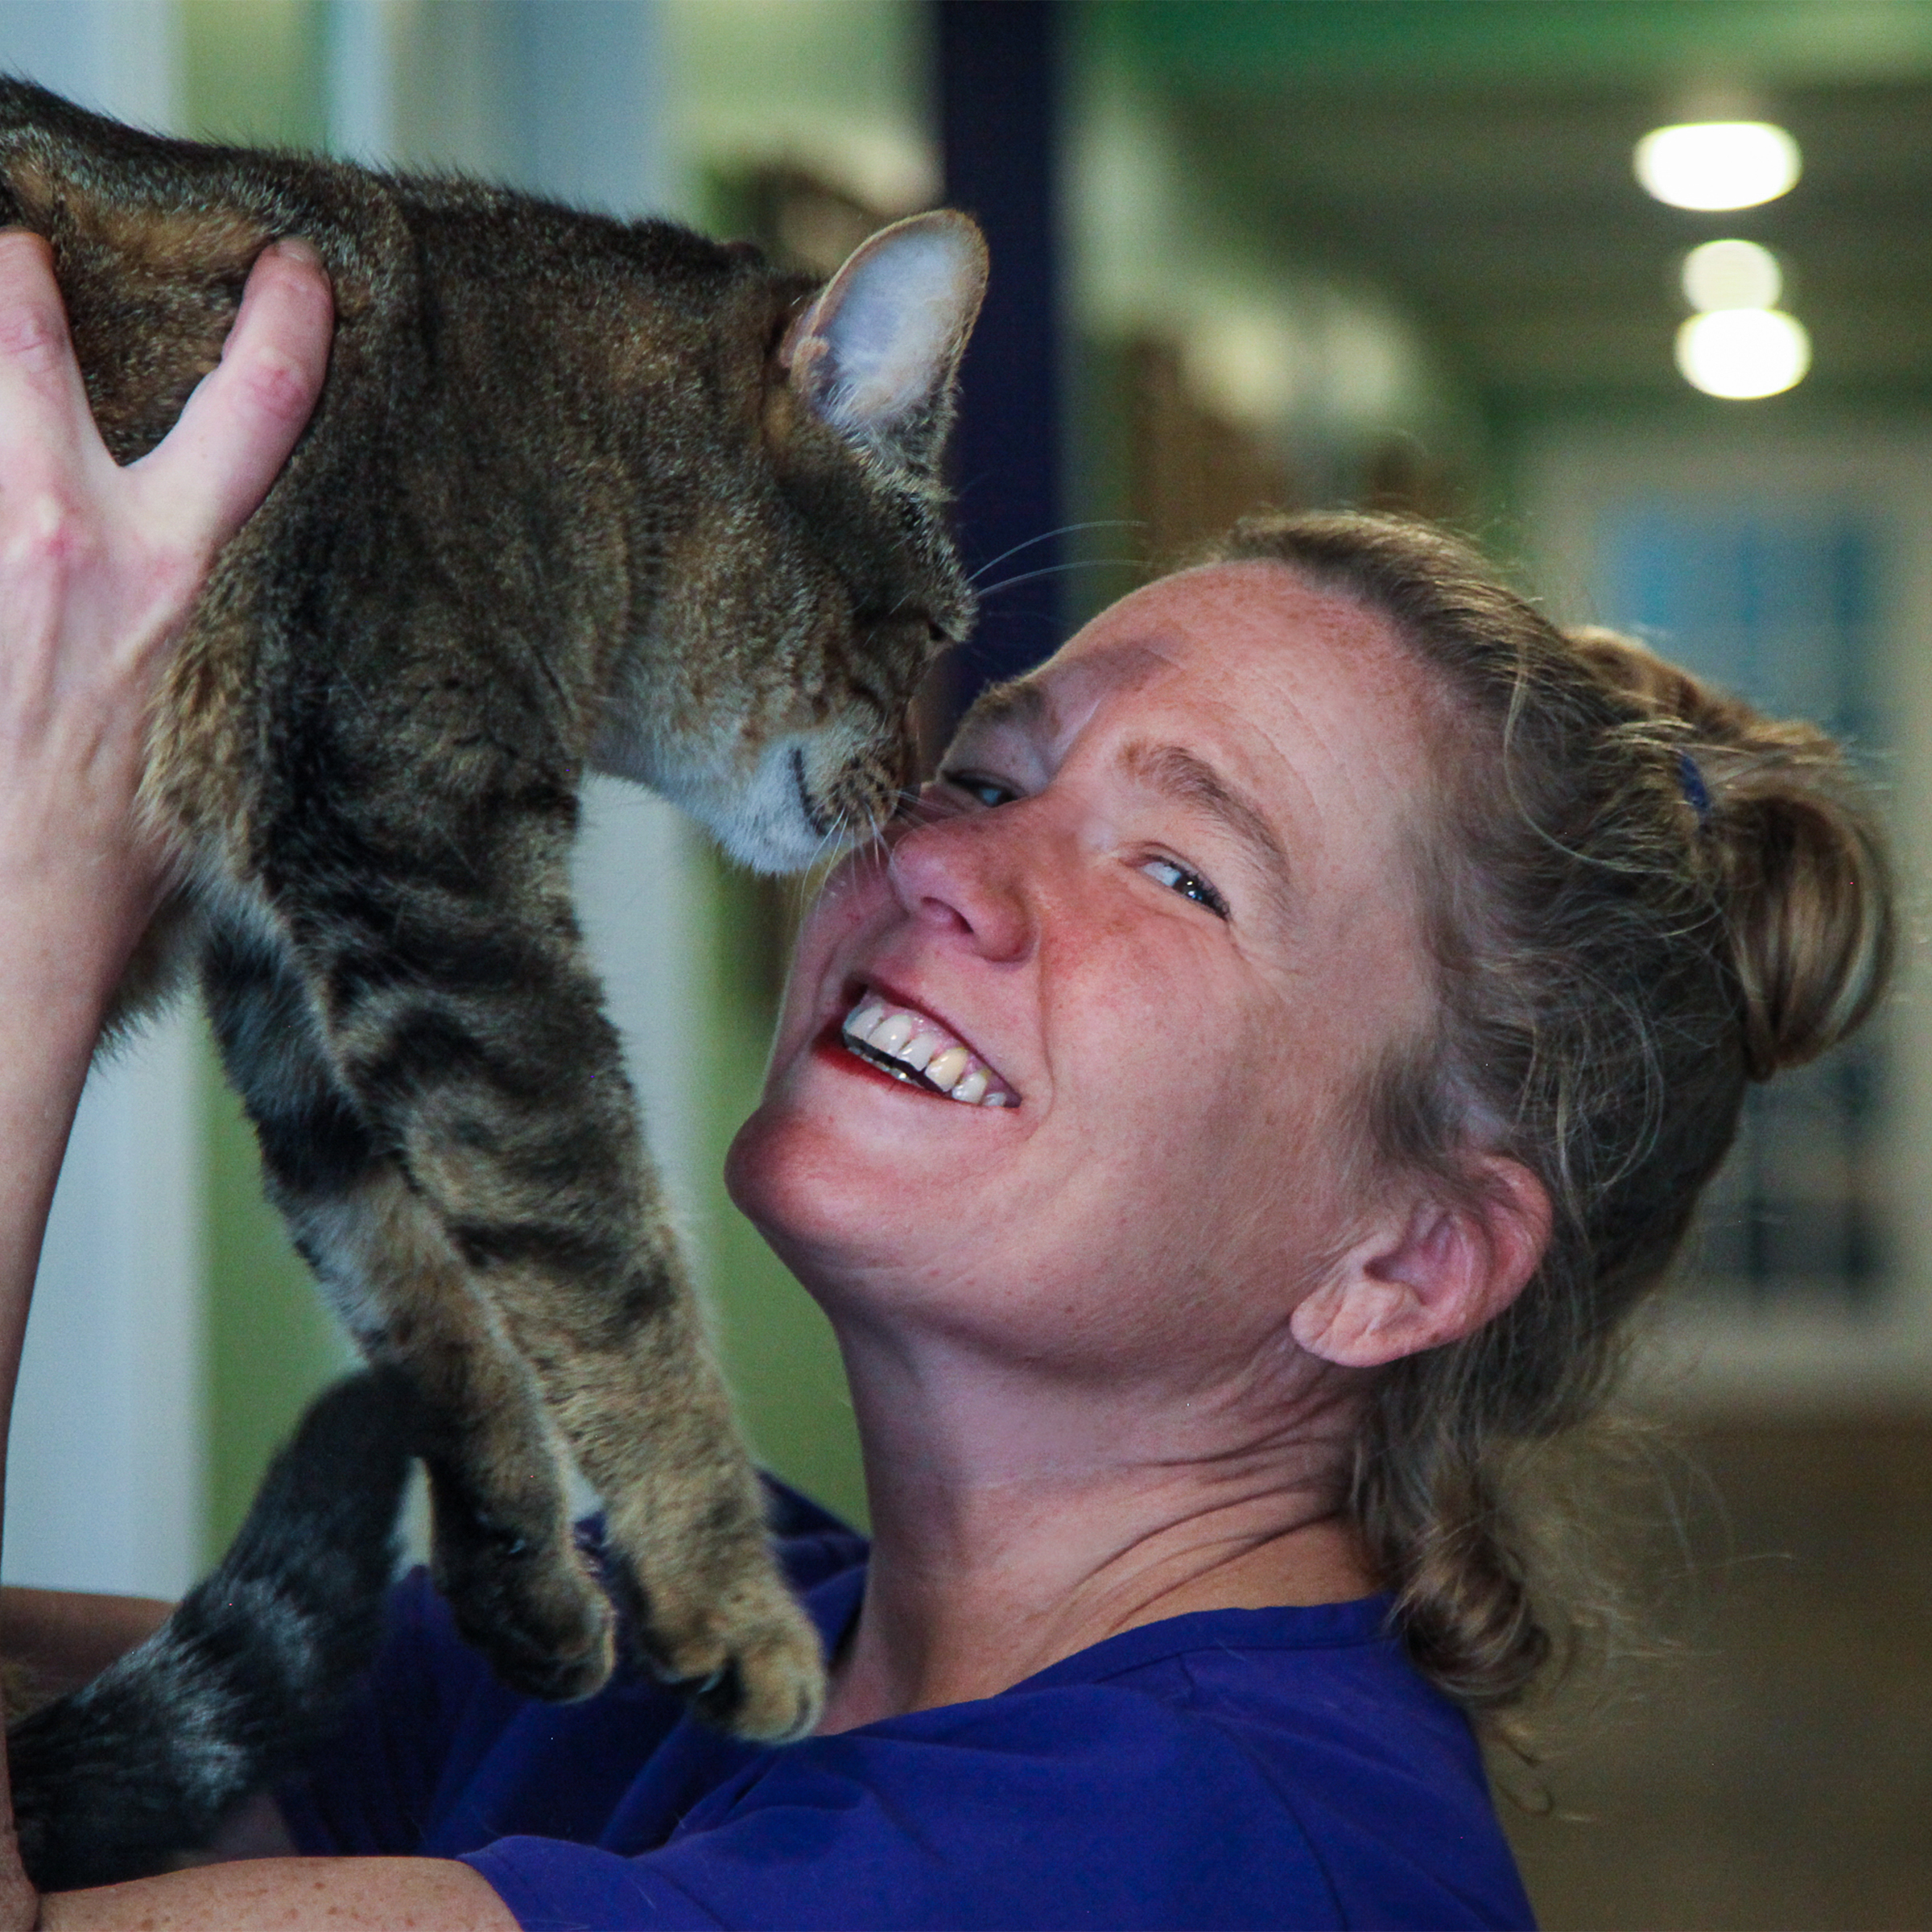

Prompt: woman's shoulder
xmin=999 ymin=1599 xmax=1533 ymax=1927
xmin=620 ymin=1595 xmax=1533 ymax=1932
xmin=299 ymin=1496 xmax=1533 ymax=1929
xmin=1000 ymin=1603 xmax=1510 ymax=1840
xmin=1025 ymin=1595 xmax=1484 ymax=1769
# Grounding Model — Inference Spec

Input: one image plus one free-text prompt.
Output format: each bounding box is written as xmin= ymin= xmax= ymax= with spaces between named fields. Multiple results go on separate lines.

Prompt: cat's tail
xmin=8 ymin=1366 xmax=418 ymax=1893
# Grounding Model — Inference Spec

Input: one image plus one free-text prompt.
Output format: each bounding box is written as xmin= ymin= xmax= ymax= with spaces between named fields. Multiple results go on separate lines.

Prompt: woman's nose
xmin=886 ymin=811 xmax=1034 ymax=963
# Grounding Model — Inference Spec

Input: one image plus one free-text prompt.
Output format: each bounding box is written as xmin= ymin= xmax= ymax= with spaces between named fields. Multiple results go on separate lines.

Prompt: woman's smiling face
xmin=727 ymin=561 xmax=1447 ymax=1387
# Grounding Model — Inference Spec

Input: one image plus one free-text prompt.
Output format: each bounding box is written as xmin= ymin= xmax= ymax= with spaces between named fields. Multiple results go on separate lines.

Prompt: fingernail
xmin=270 ymin=235 xmax=324 ymax=267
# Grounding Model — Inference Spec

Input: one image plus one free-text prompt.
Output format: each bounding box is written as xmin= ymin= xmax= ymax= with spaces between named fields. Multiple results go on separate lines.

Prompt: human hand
xmin=0 ymin=229 xmax=332 ymax=1008
xmin=0 ymin=230 xmax=332 ymax=1932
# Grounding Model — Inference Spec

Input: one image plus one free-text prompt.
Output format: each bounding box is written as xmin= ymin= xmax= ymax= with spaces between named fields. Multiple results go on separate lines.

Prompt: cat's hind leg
xmin=289 ymin=1165 xmax=619 ymax=1702
xmin=201 ymin=917 xmax=614 ymax=1703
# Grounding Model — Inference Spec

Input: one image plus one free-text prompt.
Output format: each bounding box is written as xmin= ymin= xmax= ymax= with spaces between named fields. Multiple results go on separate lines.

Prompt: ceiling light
xmin=1675 ymin=308 xmax=1810 ymax=398
xmin=1635 ymin=122 xmax=1802 ymax=211
xmin=1681 ymin=238 xmax=1782 ymax=312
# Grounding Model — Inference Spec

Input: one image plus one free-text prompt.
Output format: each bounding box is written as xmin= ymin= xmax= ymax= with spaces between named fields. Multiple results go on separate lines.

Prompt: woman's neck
xmin=815 ymin=1326 xmax=1373 ymax=1735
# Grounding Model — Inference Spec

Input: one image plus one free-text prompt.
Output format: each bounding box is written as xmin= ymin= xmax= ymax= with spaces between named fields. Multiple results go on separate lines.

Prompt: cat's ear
xmin=781 ymin=210 xmax=987 ymax=470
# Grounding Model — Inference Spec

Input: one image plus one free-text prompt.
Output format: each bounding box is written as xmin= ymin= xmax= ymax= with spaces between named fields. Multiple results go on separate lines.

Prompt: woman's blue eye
xmin=940 ymin=770 xmax=1015 ymax=809
xmin=1142 ymin=857 xmax=1229 ymax=919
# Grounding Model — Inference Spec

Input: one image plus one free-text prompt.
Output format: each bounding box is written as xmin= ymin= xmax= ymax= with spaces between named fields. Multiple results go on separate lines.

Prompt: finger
xmin=0 ymin=229 xmax=99 ymax=480
xmin=135 ymin=236 xmax=334 ymax=555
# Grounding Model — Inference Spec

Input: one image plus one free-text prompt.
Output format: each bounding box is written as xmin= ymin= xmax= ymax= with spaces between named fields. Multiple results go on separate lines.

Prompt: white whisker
xmin=973 ymin=559 xmax=1145 ymax=603
xmin=968 ymin=521 xmax=1144 ymax=588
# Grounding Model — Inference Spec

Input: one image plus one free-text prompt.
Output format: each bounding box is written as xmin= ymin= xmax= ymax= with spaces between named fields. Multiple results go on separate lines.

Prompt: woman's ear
xmin=1290 ymin=1156 xmax=1551 ymax=1368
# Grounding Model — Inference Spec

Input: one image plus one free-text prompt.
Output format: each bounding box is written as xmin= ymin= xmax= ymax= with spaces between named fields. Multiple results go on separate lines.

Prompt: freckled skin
xmin=733 ymin=563 xmax=1440 ymax=1383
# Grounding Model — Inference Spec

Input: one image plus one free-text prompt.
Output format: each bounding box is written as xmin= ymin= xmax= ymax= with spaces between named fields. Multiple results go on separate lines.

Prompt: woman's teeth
xmin=840 ymin=997 xmax=1017 ymax=1107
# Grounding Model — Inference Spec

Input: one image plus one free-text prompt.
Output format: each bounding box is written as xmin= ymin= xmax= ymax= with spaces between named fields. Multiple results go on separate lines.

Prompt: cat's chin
xmin=635 ymin=730 xmax=888 ymax=876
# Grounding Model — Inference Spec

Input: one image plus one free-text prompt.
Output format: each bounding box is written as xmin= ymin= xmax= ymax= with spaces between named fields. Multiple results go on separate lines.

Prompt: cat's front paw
xmin=456 ymin=1585 xmax=615 ymax=1705
xmin=621 ymin=1565 xmax=827 ymax=1744
xmin=433 ymin=1509 xmax=617 ymax=1703
xmin=679 ymin=1602 xmax=827 ymax=1745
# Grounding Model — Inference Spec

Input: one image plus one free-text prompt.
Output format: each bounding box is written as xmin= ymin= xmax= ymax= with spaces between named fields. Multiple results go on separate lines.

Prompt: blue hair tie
xmin=1678 ymin=749 xmax=1713 ymax=828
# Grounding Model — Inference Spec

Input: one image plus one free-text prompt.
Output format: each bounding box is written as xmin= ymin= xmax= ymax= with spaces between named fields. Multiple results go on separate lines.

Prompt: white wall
xmin=6 ymin=1026 xmax=204 ymax=1596
xmin=0 ymin=0 xmax=205 ymax=1597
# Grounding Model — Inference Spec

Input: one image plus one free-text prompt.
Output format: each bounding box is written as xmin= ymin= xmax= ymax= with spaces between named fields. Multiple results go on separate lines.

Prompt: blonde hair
xmin=1204 ymin=511 xmax=1894 ymax=1713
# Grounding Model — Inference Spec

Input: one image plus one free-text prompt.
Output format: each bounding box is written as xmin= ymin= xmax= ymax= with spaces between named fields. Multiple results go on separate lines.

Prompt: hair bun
xmin=1563 ymin=625 xmax=1893 ymax=1079
xmin=1207 ymin=512 xmax=1904 ymax=1719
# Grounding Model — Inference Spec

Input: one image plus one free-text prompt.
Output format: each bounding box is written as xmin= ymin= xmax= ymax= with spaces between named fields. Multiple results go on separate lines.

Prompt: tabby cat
xmin=0 ymin=79 xmax=986 ymax=1744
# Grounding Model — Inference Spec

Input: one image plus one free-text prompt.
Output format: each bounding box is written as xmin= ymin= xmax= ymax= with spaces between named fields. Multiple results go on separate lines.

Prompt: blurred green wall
xmin=199 ymin=1038 xmax=351 ymax=1557
xmin=181 ymin=0 xmax=325 ymax=149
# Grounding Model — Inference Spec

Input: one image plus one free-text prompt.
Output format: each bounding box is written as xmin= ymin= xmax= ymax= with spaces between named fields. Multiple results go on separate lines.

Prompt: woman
xmin=0 ymin=231 xmax=1893 ymax=1930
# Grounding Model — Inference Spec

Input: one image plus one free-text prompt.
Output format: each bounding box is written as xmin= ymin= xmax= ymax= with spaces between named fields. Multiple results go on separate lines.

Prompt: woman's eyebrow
xmin=952 ymin=676 xmax=1053 ymax=742
xmin=1120 ymin=740 xmax=1294 ymax=919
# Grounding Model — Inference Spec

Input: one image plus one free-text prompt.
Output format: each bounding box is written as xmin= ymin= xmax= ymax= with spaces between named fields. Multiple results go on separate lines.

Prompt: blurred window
xmin=1602 ymin=504 xmax=1887 ymax=1307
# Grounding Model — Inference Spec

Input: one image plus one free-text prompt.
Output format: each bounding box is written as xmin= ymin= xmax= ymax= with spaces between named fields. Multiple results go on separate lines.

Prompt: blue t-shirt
xmin=283 ymin=1488 xmax=1535 ymax=1930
